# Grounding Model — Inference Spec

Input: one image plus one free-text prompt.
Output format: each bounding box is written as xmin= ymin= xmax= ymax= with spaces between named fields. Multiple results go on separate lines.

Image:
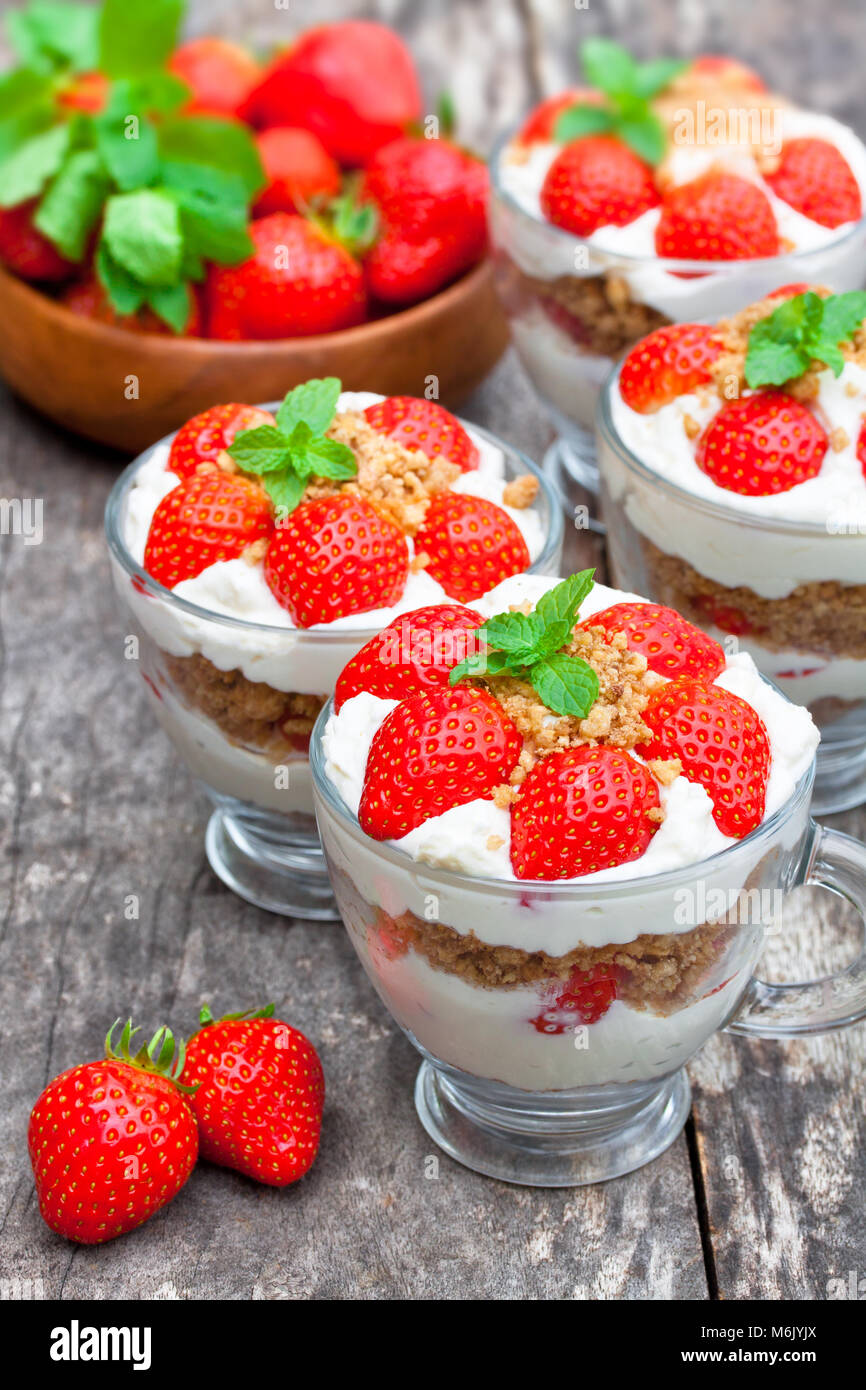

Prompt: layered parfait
xmin=598 ymin=285 xmax=866 ymax=810
xmin=491 ymin=42 xmax=866 ymax=466
xmin=314 ymin=571 xmax=818 ymax=1092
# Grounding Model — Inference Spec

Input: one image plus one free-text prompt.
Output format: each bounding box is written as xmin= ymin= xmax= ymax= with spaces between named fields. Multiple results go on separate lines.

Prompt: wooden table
xmin=1 ymin=0 xmax=864 ymax=1300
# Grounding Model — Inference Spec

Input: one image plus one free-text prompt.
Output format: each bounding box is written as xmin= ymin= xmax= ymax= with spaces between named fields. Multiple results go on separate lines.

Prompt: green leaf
xmin=161 ymin=164 xmax=255 ymax=265
xmin=228 ymin=426 xmax=293 ymax=476
xmin=529 ymin=654 xmax=599 ymax=718
xmin=743 ymin=336 xmax=808 ymax=388
xmin=277 ymin=378 xmax=343 ymax=437
xmin=267 ymin=471 xmax=308 ymax=520
xmin=34 ymin=148 xmax=108 ymax=260
xmin=0 ymin=66 xmax=54 ymax=118
xmin=94 ymin=111 xmax=160 ymax=191
xmin=616 ymin=113 xmax=665 ymax=166
xmin=96 ymin=239 xmax=147 ymax=316
xmin=103 ymin=189 xmax=183 ymax=287
xmin=479 ymin=611 xmax=544 ymax=656
xmin=553 ymin=104 xmax=614 ymax=143
xmin=535 ymin=570 xmax=596 ymax=629
xmin=448 ymin=648 xmax=512 ymax=685
xmin=99 ymin=0 xmax=183 ymax=79
xmin=819 ymin=291 xmax=866 ymax=346
xmin=146 ymin=282 xmax=193 ymax=334
xmin=0 ymin=122 xmax=71 ymax=207
xmin=632 ymin=57 xmax=688 ymax=99
xmin=745 ymin=290 xmax=866 ymax=388
xmin=580 ymin=38 xmax=637 ymax=96
xmin=7 ymin=2 xmax=100 ymax=74
xmin=809 ymin=339 xmax=846 ymax=377
xmin=437 ymin=90 xmax=456 ymax=139
xmin=106 ymin=72 xmax=190 ymax=117
xmin=158 ymin=116 xmax=265 ymax=197
xmin=300 ymin=435 xmax=357 ymax=481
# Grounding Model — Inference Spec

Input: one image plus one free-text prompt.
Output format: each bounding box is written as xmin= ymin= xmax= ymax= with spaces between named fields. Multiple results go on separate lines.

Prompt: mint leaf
xmin=616 ymin=113 xmax=665 ymax=165
xmin=819 ymin=290 xmax=866 ymax=346
xmin=96 ymin=240 xmax=147 ymax=316
xmin=107 ymin=73 xmax=190 ymax=116
xmin=34 ymin=149 xmax=108 ymax=260
xmin=0 ymin=122 xmax=71 ymax=207
xmin=161 ymin=161 xmax=254 ymax=263
xmin=581 ymin=38 xmax=637 ymax=95
xmin=448 ymin=648 xmax=511 ymax=685
xmin=7 ymin=2 xmax=100 ymax=74
xmin=146 ymin=282 xmax=192 ymax=334
xmin=745 ymin=290 xmax=866 ymax=387
xmin=99 ymin=0 xmax=183 ymax=79
xmin=227 ymin=379 xmax=357 ymax=514
xmin=158 ymin=117 xmax=265 ymax=198
xmin=229 ymin=426 xmax=293 ymax=475
xmin=268 ymin=472 xmax=308 ymax=521
xmin=560 ymin=41 xmax=682 ymax=165
xmin=94 ymin=112 xmax=160 ymax=191
xmin=553 ymin=105 xmax=614 ymax=142
xmin=632 ymin=57 xmax=688 ymax=99
xmin=529 ymin=654 xmax=599 ymax=718
xmin=0 ymin=70 xmax=55 ymax=160
xmin=300 ymin=435 xmax=357 ymax=481
xmin=103 ymin=189 xmax=183 ymax=287
xmin=277 ymin=378 xmax=343 ymax=436
xmin=477 ymin=611 xmax=543 ymax=656
xmin=535 ymin=570 xmax=596 ymax=629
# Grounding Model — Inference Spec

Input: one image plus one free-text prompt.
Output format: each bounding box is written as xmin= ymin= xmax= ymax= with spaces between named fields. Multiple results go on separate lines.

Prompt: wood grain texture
xmin=0 ymin=0 xmax=865 ymax=1301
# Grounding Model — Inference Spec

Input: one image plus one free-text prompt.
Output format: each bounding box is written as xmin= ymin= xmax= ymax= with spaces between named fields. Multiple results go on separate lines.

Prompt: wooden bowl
xmin=0 ymin=259 xmax=509 ymax=454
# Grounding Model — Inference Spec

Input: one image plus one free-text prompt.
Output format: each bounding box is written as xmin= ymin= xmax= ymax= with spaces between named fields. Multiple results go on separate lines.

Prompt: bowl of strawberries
xmin=0 ymin=2 xmax=507 ymax=452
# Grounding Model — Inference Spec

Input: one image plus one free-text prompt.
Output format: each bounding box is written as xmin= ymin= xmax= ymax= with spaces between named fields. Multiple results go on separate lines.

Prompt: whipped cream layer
xmin=319 ymin=575 xmax=818 ymax=954
xmin=495 ymin=105 xmax=866 ymax=322
xmin=604 ymin=362 xmax=866 ymax=598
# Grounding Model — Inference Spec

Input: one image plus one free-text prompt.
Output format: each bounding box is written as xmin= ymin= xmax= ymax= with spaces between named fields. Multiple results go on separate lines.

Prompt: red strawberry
xmin=28 ymin=1020 xmax=197 ymax=1245
xmin=638 ymin=679 xmax=770 ymax=838
xmin=362 ymin=137 xmax=488 ymax=305
xmin=765 ymin=138 xmax=862 ymax=230
xmin=655 ymin=173 xmax=779 ymax=260
xmin=181 ymin=1005 xmax=324 ymax=1187
xmin=363 ymin=396 xmax=480 ymax=471
xmin=0 ymin=200 xmax=75 ymax=282
xmin=510 ymin=746 xmax=661 ymax=880
xmin=264 ymin=494 xmax=408 ymax=627
xmin=169 ymin=37 xmax=261 ymax=118
xmin=692 ymin=596 xmax=754 ymax=638
xmin=242 ymin=21 xmax=422 ymax=167
xmin=359 ymin=685 xmax=521 ymax=839
xmin=531 ymin=965 xmax=619 ymax=1033
xmin=335 ymin=602 xmax=484 ymax=710
xmin=516 ymin=89 xmax=600 ymax=145
xmin=206 ymin=214 xmax=367 ymax=340
xmin=61 ymin=276 xmax=202 ymax=336
xmin=857 ymin=419 xmax=866 ymax=480
xmin=144 ymin=472 xmax=274 ymax=588
xmin=582 ymin=602 xmax=726 ymax=681
xmin=696 ymin=392 xmax=827 ymax=496
xmin=688 ymin=55 xmax=765 ymax=92
xmin=168 ymin=402 xmax=277 ymax=480
xmin=619 ymin=324 xmax=723 ymax=413
xmin=764 ymin=282 xmax=811 ymax=302
xmin=253 ymin=127 xmax=341 ymax=217
xmin=413 ymin=493 xmax=531 ymax=604
xmin=540 ymin=136 xmax=660 ymax=237
xmin=57 ymin=71 xmax=109 ymax=114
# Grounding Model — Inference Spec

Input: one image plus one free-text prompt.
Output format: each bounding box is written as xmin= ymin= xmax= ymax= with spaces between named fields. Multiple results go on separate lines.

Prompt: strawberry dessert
xmin=492 ymin=41 xmax=866 ymax=467
xmin=599 ymin=286 xmax=866 ymax=812
xmin=107 ymin=380 xmax=557 ymax=913
xmin=314 ymin=571 xmax=818 ymax=1095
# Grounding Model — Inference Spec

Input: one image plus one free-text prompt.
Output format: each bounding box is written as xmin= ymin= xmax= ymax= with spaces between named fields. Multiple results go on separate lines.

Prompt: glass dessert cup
xmin=311 ymin=711 xmax=866 ymax=1186
xmin=490 ymin=129 xmax=866 ymax=506
xmin=596 ymin=381 xmax=866 ymax=816
xmin=104 ymin=427 xmax=563 ymax=920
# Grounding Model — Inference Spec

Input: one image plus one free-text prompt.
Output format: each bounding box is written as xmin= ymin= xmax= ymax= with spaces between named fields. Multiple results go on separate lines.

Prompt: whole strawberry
xmin=206 ymin=213 xmax=367 ymax=340
xmin=335 ymin=602 xmax=484 ymax=710
xmin=0 ymin=200 xmax=75 ymax=282
xmin=696 ymin=392 xmax=827 ymax=496
xmin=655 ymin=173 xmax=778 ymax=260
xmin=62 ymin=276 xmax=202 ymax=337
xmin=168 ymin=403 xmax=277 ymax=480
xmin=581 ymin=602 xmax=726 ymax=681
xmin=28 ymin=1021 xmax=198 ymax=1245
xmin=169 ymin=37 xmax=261 ymax=119
xmin=144 ymin=472 xmax=274 ymax=588
xmin=766 ymin=138 xmax=862 ymax=229
xmin=253 ymin=127 xmax=341 ymax=217
xmin=182 ymin=1005 xmax=324 ymax=1187
xmin=413 ymin=493 xmax=531 ymax=603
xmin=364 ymin=396 xmax=480 ymax=471
xmin=264 ymin=493 xmax=408 ymax=627
xmin=540 ymin=136 xmax=660 ymax=237
xmin=619 ymin=324 xmax=722 ymax=413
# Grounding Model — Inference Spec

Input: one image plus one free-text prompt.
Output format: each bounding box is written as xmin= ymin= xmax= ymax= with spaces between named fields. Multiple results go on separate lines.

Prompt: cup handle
xmin=727 ymin=820 xmax=866 ymax=1038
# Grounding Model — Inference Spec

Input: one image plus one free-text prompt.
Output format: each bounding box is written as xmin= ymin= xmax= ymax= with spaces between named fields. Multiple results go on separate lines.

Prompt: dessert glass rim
xmin=104 ymin=413 xmax=564 ymax=641
xmin=310 ymin=693 xmax=816 ymax=899
xmin=597 ymin=368 xmax=861 ymax=537
xmin=490 ymin=126 xmax=866 ymax=274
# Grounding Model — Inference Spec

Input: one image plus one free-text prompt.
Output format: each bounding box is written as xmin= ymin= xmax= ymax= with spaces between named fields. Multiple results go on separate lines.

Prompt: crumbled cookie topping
xmin=502 ymin=473 xmax=539 ymax=509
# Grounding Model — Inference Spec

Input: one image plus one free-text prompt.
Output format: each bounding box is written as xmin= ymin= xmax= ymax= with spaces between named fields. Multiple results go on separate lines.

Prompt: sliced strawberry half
xmin=144 ymin=473 xmax=274 ymax=588
xmin=335 ymin=602 xmax=484 ymax=710
xmin=765 ymin=138 xmax=862 ymax=230
xmin=531 ymin=965 xmax=619 ymax=1033
xmin=540 ymin=135 xmax=660 ymax=237
xmin=655 ymin=173 xmax=779 ymax=260
xmin=363 ymin=397 xmax=480 ymax=472
xmin=696 ymin=392 xmax=827 ymax=496
xmin=413 ymin=493 xmax=531 ymax=603
xmin=168 ymin=403 xmax=277 ymax=480
xmin=581 ymin=602 xmax=726 ymax=681
xmin=619 ymin=323 xmax=723 ymax=413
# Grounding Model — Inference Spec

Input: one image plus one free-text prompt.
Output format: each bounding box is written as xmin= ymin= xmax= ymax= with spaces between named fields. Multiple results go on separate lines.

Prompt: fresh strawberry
xmin=242 ymin=21 xmax=422 ymax=166
xmin=510 ymin=746 xmax=661 ymax=880
xmin=619 ymin=324 xmax=723 ymax=413
xmin=655 ymin=173 xmax=779 ymax=260
xmin=692 ymin=596 xmax=754 ymax=638
xmin=169 ymin=37 xmax=261 ymax=118
xmin=181 ymin=1005 xmax=324 ymax=1187
xmin=638 ymin=679 xmax=770 ymax=837
xmin=764 ymin=282 xmax=811 ymax=302
xmin=540 ymin=136 xmax=660 ymax=237
xmin=687 ymin=55 xmax=765 ymax=91
xmin=62 ymin=276 xmax=202 ymax=336
xmin=362 ymin=137 xmax=488 ymax=305
xmin=57 ymin=71 xmax=109 ymax=114
xmin=168 ymin=403 xmax=277 ymax=480
xmin=206 ymin=214 xmax=367 ymax=340
xmin=28 ymin=1020 xmax=197 ymax=1245
xmin=335 ymin=602 xmax=484 ymax=710
xmin=696 ymin=392 xmax=827 ymax=496
xmin=363 ymin=396 xmax=480 ymax=471
xmin=264 ymin=494 xmax=408 ymax=627
xmin=857 ymin=419 xmax=866 ymax=480
xmin=359 ymin=685 xmax=521 ymax=839
xmin=516 ymin=89 xmax=600 ymax=144
xmin=581 ymin=602 xmax=726 ymax=681
xmin=531 ymin=965 xmax=619 ymax=1033
xmin=0 ymin=200 xmax=74 ymax=282
xmin=413 ymin=493 xmax=531 ymax=604
xmin=368 ymin=911 xmax=412 ymax=964
xmin=144 ymin=472 xmax=274 ymax=588
xmin=253 ymin=127 xmax=341 ymax=217
xmin=765 ymin=138 xmax=862 ymax=230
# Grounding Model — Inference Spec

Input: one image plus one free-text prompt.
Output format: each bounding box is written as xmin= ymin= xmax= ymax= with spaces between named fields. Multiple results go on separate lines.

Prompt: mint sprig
xmin=228 ymin=378 xmax=358 ymax=519
xmin=744 ymin=290 xmax=866 ymax=388
xmin=449 ymin=571 xmax=600 ymax=719
xmin=554 ymin=38 xmax=687 ymax=165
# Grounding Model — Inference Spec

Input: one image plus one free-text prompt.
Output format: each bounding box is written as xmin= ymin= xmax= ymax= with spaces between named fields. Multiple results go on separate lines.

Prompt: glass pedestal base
xmin=812 ymin=738 xmax=866 ymax=816
xmin=205 ymin=805 xmax=339 ymax=920
xmin=414 ymin=1060 xmax=691 ymax=1187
